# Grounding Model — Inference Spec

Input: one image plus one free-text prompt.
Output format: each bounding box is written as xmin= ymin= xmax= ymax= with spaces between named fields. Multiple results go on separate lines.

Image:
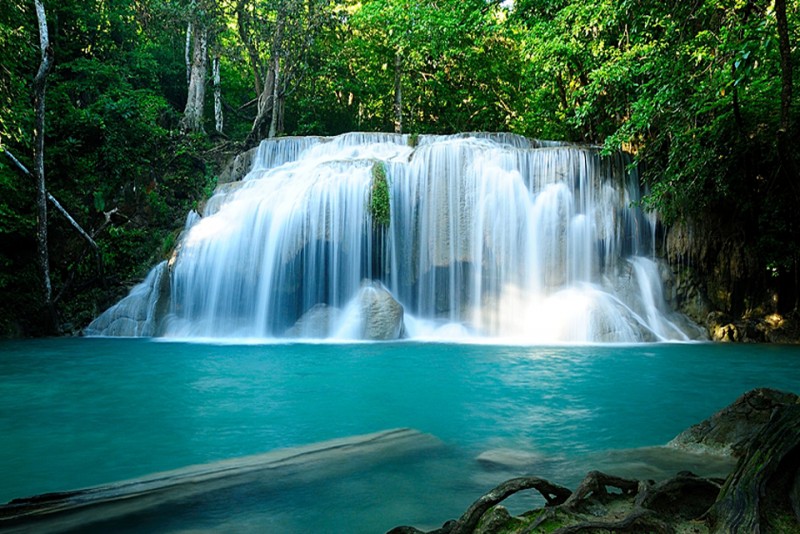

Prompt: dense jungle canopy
xmin=0 ymin=0 xmax=798 ymax=336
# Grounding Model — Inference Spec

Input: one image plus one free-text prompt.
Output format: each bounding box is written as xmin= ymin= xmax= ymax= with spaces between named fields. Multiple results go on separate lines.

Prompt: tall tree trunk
xmin=268 ymin=56 xmax=281 ymax=139
xmin=213 ymin=54 xmax=223 ymax=134
xmin=4 ymin=149 xmax=104 ymax=283
xmin=236 ymin=0 xmax=262 ymax=96
xmin=180 ymin=24 xmax=208 ymax=134
xmin=245 ymin=66 xmax=275 ymax=147
xmin=184 ymin=21 xmax=193 ymax=84
xmin=33 ymin=0 xmax=56 ymax=332
xmin=245 ymin=13 xmax=284 ymax=147
xmin=277 ymin=94 xmax=285 ymax=135
xmin=393 ymin=52 xmax=403 ymax=134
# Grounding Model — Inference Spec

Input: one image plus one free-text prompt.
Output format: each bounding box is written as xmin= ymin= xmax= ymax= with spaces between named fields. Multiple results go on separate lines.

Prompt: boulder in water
xmin=667 ymin=388 xmax=800 ymax=457
xmin=358 ymin=280 xmax=405 ymax=340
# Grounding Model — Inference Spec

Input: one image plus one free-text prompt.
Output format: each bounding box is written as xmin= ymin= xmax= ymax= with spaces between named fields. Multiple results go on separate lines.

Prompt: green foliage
xmin=1 ymin=0 xmax=798 ymax=334
xmin=369 ymin=161 xmax=391 ymax=227
xmin=288 ymin=0 xmax=523 ymax=134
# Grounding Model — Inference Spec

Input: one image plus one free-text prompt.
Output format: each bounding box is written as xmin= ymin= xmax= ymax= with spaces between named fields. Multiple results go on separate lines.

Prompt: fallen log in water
xmin=0 ymin=428 xmax=440 ymax=532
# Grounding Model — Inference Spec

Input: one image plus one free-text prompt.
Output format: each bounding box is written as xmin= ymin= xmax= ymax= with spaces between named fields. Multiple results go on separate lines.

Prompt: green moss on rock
xmin=370 ymin=161 xmax=391 ymax=227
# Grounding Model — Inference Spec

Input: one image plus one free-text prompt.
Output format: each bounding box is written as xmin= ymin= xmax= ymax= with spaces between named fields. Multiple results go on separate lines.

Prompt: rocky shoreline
xmin=388 ymin=388 xmax=800 ymax=533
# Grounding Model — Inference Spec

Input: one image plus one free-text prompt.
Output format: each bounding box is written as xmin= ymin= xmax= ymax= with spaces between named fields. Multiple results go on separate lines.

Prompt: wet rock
xmin=476 ymin=449 xmax=544 ymax=471
xmin=707 ymin=311 xmax=740 ymax=342
xmin=358 ymin=281 xmax=405 ymax=340
xmin=84 ymin=261 xmax=170 ymax=337
xmin=218 ymin=147 xmax=258 ymax=184
xmin=667 ymin=388 xmax=800 ymax=457
xmin=284 ymin=303 xmax=341 ymax=338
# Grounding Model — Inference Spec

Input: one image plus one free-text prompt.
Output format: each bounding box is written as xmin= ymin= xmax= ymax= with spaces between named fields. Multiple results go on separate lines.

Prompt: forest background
xmin=0 ymin=0 xmax=797 ymax=337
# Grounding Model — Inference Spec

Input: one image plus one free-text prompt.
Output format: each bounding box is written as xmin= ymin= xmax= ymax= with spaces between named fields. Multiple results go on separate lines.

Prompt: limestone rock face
xmin=667 ymin=388 xmax=800 ymax=457
xmin=218 ymin=147 xmax=258 ymax=185
xmin=358 ymin=280 xmax=404 ymax=340
xmin=708 ymin=311 xmax=742 ymax=342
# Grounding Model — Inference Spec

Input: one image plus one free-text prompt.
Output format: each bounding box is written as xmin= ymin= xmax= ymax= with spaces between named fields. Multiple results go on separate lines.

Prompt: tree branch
xmin=4 ymin=149 xmax=104 ymax=279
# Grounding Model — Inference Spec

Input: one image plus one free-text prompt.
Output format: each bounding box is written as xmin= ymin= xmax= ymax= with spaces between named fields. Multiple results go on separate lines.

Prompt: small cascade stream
xmin=87 ymin=132 xmax=700 ymax=342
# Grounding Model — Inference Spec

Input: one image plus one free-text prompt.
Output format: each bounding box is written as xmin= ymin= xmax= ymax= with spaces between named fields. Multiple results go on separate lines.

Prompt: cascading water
xmin=87 ymin=132 xmax=701 ymax=342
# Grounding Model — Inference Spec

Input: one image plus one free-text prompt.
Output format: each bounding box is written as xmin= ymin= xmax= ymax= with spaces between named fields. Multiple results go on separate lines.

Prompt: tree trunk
xmin=213 ymin=54 xmax=223 ymax=134
xmin=268 ymin=56 xmax=281 ymax=139
xmin=4 ymin=149 xmax=104 ymax=282
xmin=708 ymin=404 xmax=800 ymax=533
xmin=235 ymin=0 xmax=262 ymax=96
xmin=184 ymin=21 xmax=193 ymax=85
xmin=180 ymin=24 xmax=208 ymax=134
xmin=245 ymin=13 xmax=284 ymax=147
xmin=394 ymin=51 xmax=403 ymax=134
xmin=33 ymin=0 xmax=56 ymax=332
xmin=245 ymin=66 xmax=276 ymax=147
xmin=277 ymin=94 xmax=285 ymax=135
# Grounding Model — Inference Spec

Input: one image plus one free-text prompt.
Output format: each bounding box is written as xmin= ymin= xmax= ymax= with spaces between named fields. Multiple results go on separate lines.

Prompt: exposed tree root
xmin=449 ymin=477 xmax=572 ymax=534
xmin=387 ymin=397 xmax=800 ymax=534
xmin=551 ymin=507 xmax=672 ymax=534
xmin=561 ymin=470 xmax=639 ymax=511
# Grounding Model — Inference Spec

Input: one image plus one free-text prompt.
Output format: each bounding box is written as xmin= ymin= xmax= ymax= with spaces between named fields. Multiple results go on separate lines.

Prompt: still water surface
xmin=0 ymin=339 xmax=798 ymax=532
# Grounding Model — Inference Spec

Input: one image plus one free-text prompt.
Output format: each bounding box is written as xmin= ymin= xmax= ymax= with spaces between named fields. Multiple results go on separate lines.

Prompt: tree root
xmin=551 ymin=507 xmax=673 ymax=534
xmin=448 ymin=477 xmax=572 ymax=534
xmin=707 ymin=404 xmax=800 ymax=533
xmin=561 ymin=470 xmax=639 ymax=511
xmin=387 ymin=400 xmax=800 ymax=534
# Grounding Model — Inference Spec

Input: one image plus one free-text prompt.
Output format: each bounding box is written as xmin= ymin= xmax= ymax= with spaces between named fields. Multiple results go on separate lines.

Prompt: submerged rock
xmin=476 ymin=449 xmax=545 ymax=471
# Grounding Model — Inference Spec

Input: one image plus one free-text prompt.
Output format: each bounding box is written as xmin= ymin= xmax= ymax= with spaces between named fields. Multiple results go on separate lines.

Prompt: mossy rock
xmin=370 ymin=161 xmax=391 ymax=226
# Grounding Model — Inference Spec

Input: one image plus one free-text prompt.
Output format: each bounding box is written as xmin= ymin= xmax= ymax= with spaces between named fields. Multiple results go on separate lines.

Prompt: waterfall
xmin=87 ymin=133 xmax=701 ymax=342
xmin=84 ymin=261 xmax=169 ymax=337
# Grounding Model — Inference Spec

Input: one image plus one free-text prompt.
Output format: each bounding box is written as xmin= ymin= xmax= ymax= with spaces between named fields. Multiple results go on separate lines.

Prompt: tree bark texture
xmin=708 ymin=404 xmax=800 ymax=533
xmin=246 ymin=13 xmax=284 ymax=147
xmin=246 ymin=66 xmax=276 ymax=147
xmin=213 ymin=55 xmax=223 ymax=134
xmin=180 ymin=23 xmax=208 ymax=134
xmin=268 ymin=55 xmax=281 ymax=139
xmin=33 ymin=0 xmax=55 ymax=330
xmin=184 ymin=21 xmax=193 ymax=85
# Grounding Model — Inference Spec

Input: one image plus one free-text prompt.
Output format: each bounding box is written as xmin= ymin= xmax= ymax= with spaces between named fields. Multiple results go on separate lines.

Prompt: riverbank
xmin=389 ymin=388 xmax=800 ymax=533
